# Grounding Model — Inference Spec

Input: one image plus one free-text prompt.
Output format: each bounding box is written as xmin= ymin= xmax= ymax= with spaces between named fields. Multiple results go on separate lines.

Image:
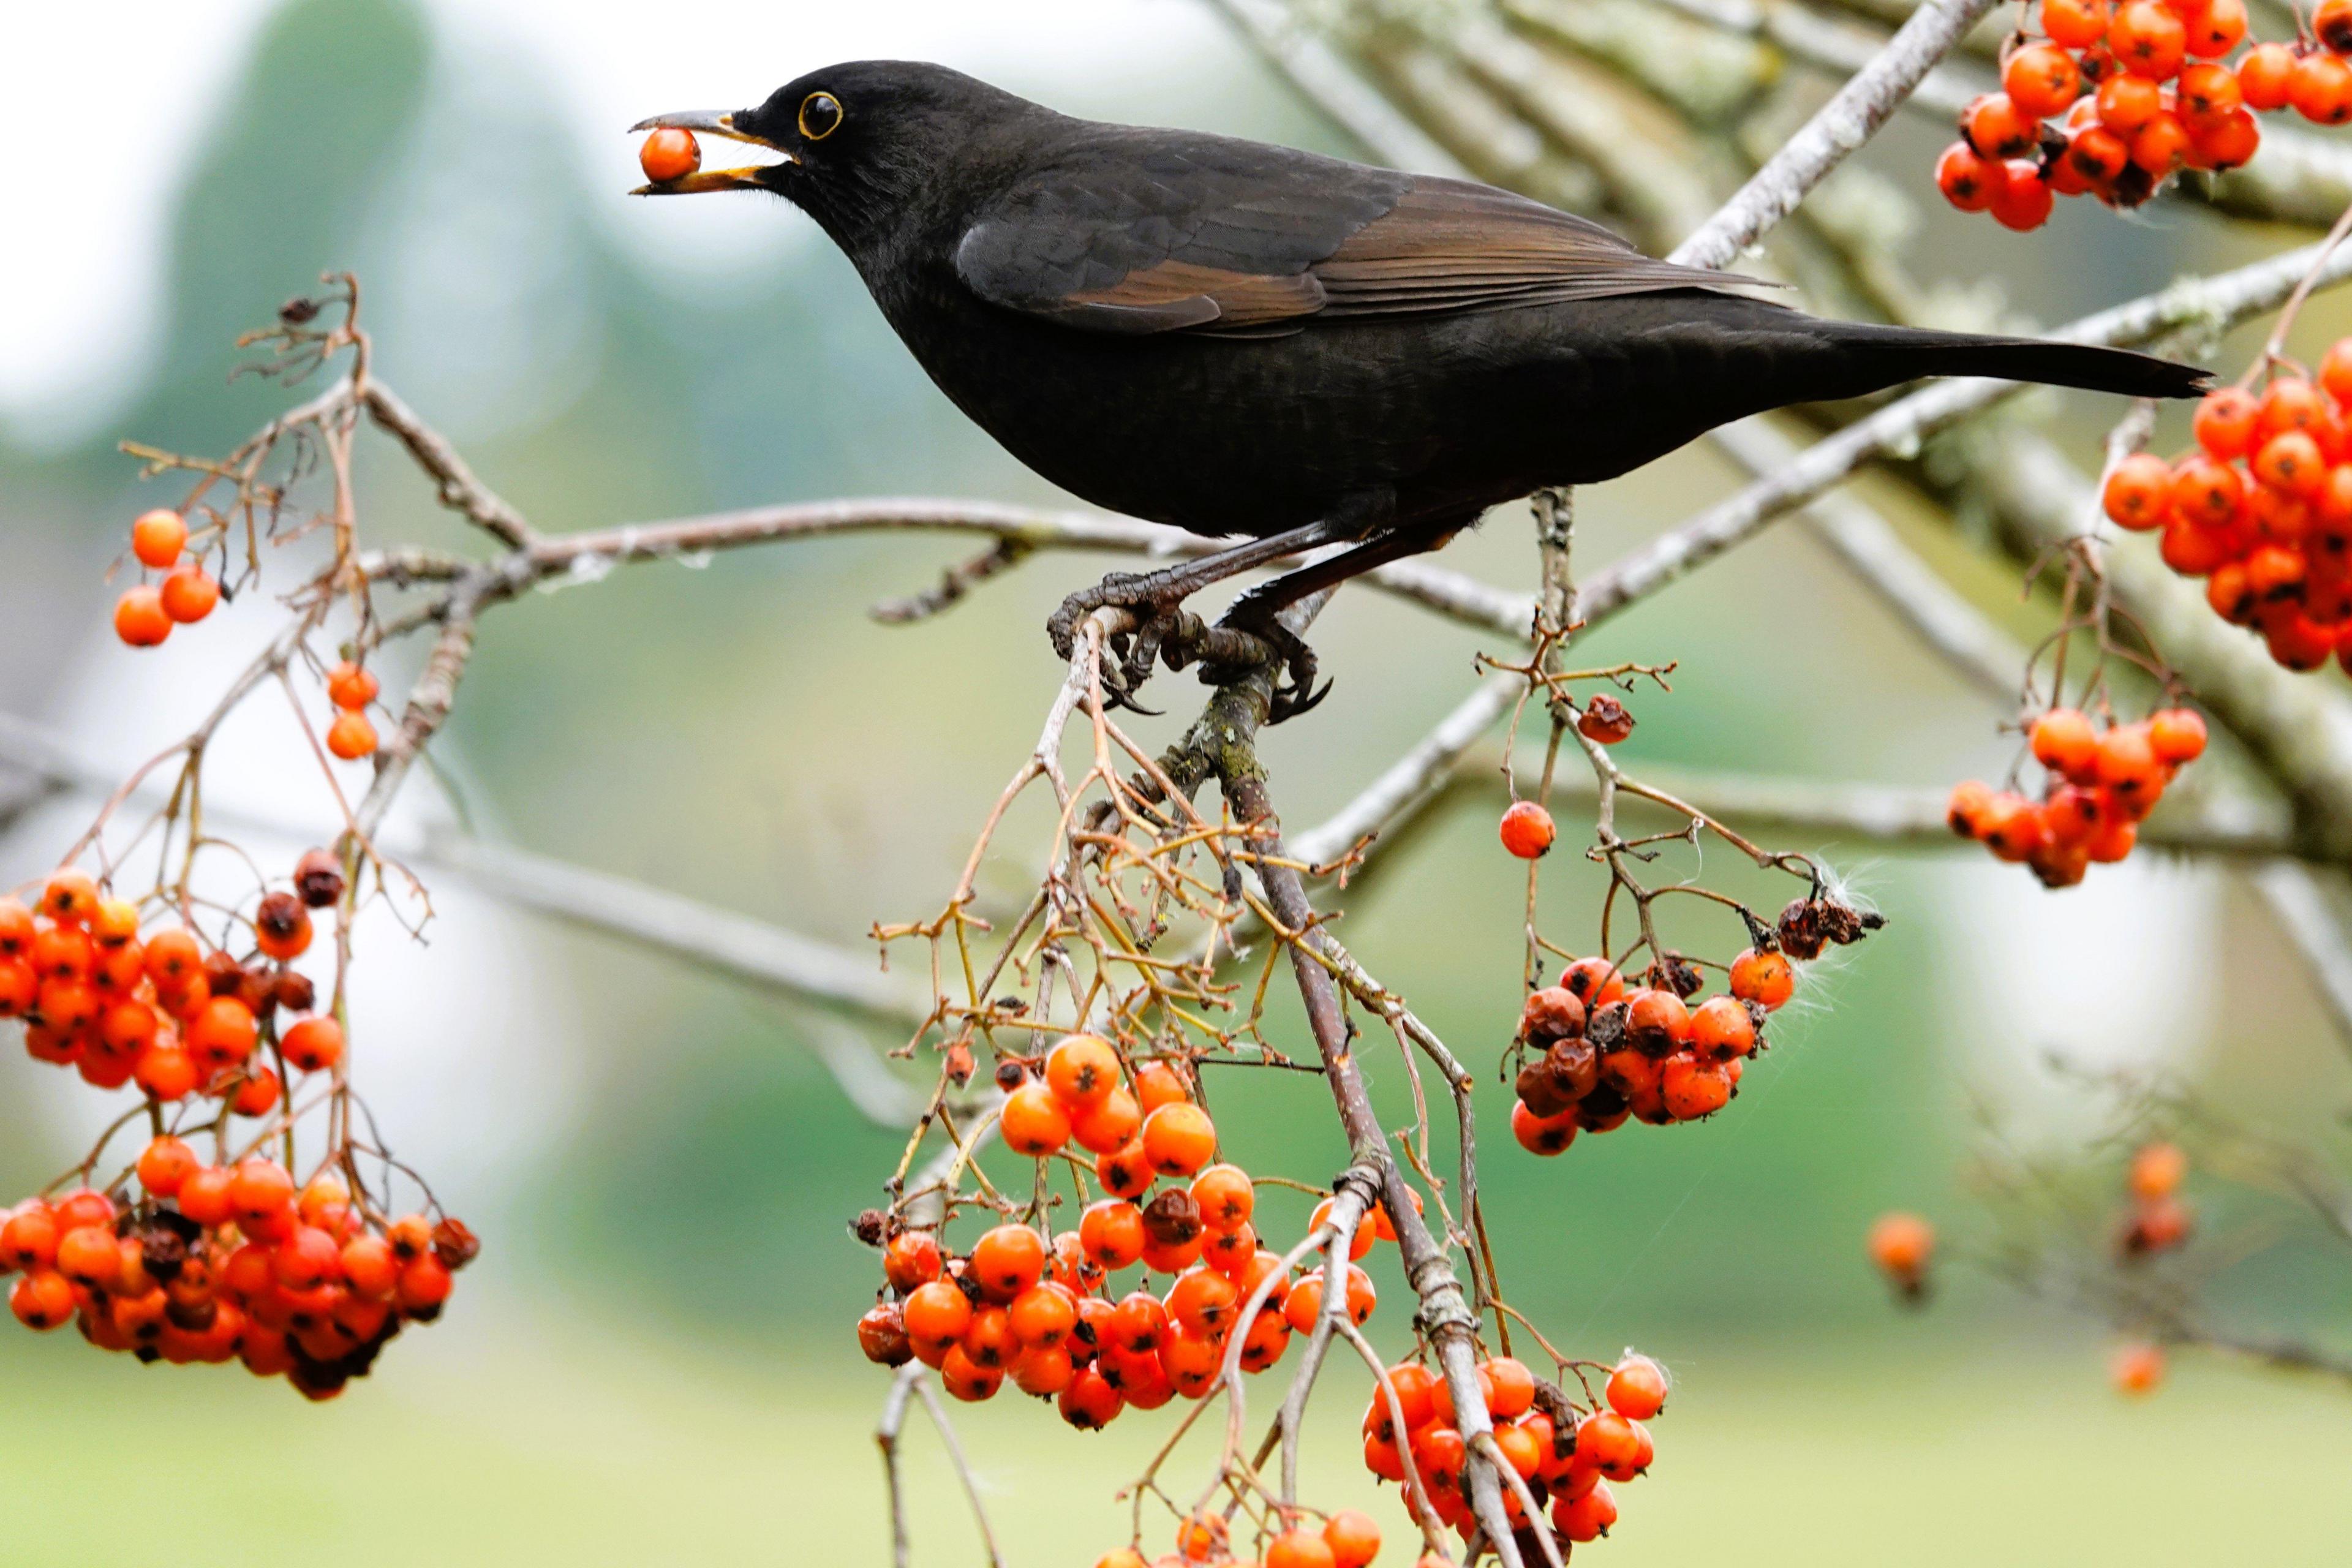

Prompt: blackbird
xmin=635 ymin=62 xmax=2204 ymax=716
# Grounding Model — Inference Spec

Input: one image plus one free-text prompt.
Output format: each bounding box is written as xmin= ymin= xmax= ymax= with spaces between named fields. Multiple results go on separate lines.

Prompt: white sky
xmin=0 ymin=0 xmax=1234 ymax=446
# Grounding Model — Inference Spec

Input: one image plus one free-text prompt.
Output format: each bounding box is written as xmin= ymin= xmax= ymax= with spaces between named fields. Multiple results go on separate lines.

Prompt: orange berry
xmin=1070 ymin=1085 xmax=1142 ymax=1154
xmin=1868 ymin=1211 xmax=1935 ymax=1277
xmin=1728 ymin=947 xmax=1794 ymax=1011
xmin=2097 ymin=73 xmax=2163 ymax=134
xmin=1322 ymin=1509 xmax=1381 ymax=1568
xmin=326 ymin=662 xmax=379 ymax=710
xmin=1607 ymin=1353 xmax=1670 ymax=1419
xmin=638 ymin=126 xmax=701 ymax=184
xmin=2255 ymin=429 xmax=2328 ymax=496
xmin=2108 ymin=1 xmax=2186 ymax=79
xmin=185 ymin=995 xmax=257 ymax=1071
xmin=1498 ymin=799 xmax=1555 ymax=859
xmin=1935 ymin=142 xmax=2004 ymax=212
xmin=130 ymin=509 xmax=188 ymax=568
xmin=1689 ymin=995 xmax=1756 ymax=1061
xmin=326 ymin=709 xmax=379 ymax=761
xmin=2147 ymin=707 xmax=2207 ymax=764
xmin=902 ymin=1280 xmax=973 ymax=1356
xmin=1989 ymin=159 xmax=2054 ymax=230
xmin=10 ymin=1270 xmax=74 ymax=1331
xmin=1511 ymin=1098 xmax=1577 ymax=1155
xmin=1962 ymin=92 xmax=2037 ymax=158
xmin=2175 ymin=62 xmax=2242 ymax=128
xmin=1166 ymin=1267 xmax=1238 ymax=1338
xmin=2005 ymin=43 xmax=2081 ymax=118
xmin=2194 ymin=386 xmax=2260 ymax=459
xmin=158 ymin=565 xmax=219 ymax=624
xmin=280 ymin=1015 xmax=345 ymax=1074
xmin=1267 ymin=1530 xmax=1336 ymax=1568
xmin=2030 ymin=707 xmax=2101 ymax=780
xmin=1060 ymin=1367 xmax=1125 ymax=1430
xmin=883 ymin=1230 xmax=943 ymax=1292
xmin=2101 ymin=451 xmax=2173 ymax=529
xmin=2185 ymin=0 xmax=2246 ymax=56
xmin=2240 ymin=41 xmax=2298 ymax=111
xmin=1554 ymin=1478 xmax=1619 ymax=1542
xmin=136 ymin=1136 xmax=198 ymax=1197
xmin=2292 ymin=50 xmax=2352 ymax=124
xmin=115 ymin=586 xmax=173 ymax=647
xmin=342 ymin=1234 xmax=399 ymax=1300
xmin=1661 ymin=1054 xmax=1733 ymax=1120
xmin=1009 ymin=1282 xmax=1078 ymax=1348
xmin=1139 ymin=1102 xmax=1216 ymax=1177
xmin=1000 ymin=1079 xmax=1072 ymax=1157
xmin=1044 ymin=1033 xmax=1120 ymax=1107
xmin=1096 ymin=1136 xmax=1154 ymax=1199
xmin=2111 ymin=1340 xmax=2166 ymax=1395
xmin=2129 ymin=1140 xmax=2188 ymax=1199
xmin=2323 ymin=339 xmax=2352 ymax=408
xmin=1189 ymin=1163 xmax=1254 ymax=1232
xmin=56 ymin=1225 xmax=121 ymax=1291
xmin=2169 ymin=454 xmax=2242 ymax=529
xmin=971 ymin=1224 xmax=1047 ymax=1300
xmin=1133 ymin=1060 xmax=1190 ymax=1114
xmin=228 ymin=1160 xmax=295 ymax=1224
xmin=1080 ymin=1199 xmax=1147 ymax=1270
xmin=2321 ymin=0 xmax=2352 ymax=53
xmin=2044 ymin=0 xmax=2111 ymax=48
xmin=1482 ymin=1355 xmax=1536 ymax=1419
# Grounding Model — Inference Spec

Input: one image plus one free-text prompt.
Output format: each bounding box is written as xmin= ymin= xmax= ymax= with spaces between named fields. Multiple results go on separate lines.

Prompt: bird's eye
xmin=799 ymin=92 xmax=843 ymax=141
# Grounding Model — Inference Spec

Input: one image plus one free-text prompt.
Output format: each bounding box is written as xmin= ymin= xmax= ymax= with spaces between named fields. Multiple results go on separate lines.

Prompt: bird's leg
xmin=1046 ymin=520 xmax=1340 ymax=703
xmin=1202 ymin=521 xmax=1452 ymax=723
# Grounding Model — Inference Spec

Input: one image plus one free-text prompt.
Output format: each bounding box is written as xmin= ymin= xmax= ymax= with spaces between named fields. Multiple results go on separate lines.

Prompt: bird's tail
xmin=1826 ymin=320 xmax=2210 ymax=401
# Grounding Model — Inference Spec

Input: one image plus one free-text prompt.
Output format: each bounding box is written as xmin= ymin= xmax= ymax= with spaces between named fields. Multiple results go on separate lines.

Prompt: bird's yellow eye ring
xmin=799 ymin=92 xmax=843 ymax=141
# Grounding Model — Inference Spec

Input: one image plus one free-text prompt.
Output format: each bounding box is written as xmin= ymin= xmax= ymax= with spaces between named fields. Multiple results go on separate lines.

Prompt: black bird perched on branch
xmin=635 ymin=61 xmax=2205 ymax=718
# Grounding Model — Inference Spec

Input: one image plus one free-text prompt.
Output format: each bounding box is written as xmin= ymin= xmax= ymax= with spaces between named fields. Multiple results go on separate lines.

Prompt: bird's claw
xmin=1204 ymin=592 xmax=1329 ymax=725
xmin=1047 ymin=571 xmax=1197 ymax=706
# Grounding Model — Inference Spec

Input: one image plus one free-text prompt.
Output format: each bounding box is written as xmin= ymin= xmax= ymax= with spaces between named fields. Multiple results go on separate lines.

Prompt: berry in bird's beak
xmin=638 ymin=127 xmax=700 ymax=184
xmin=627 ymin=110 xmax=792 ymax=195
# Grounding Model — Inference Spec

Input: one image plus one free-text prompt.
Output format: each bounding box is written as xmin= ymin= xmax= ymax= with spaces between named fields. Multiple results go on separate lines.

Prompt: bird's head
xmin=631 ymin=61 xmax=1037 ymax=244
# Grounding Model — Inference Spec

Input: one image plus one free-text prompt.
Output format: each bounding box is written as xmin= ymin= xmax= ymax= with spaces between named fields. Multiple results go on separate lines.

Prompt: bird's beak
xmin=627 ymin=110 xmax=794 ymax=194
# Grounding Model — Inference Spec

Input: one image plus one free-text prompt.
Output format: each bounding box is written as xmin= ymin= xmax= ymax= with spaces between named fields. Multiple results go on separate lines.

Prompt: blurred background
xmin=2 ymin=1 xmax=2347 ymax=1563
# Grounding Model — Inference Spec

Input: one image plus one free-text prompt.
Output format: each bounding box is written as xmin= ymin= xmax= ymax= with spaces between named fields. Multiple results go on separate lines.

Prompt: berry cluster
xmin=1505 ymin=899 xmax=1868 ymax=1153
xmin=1360 ymin=1351 xmax=1670 ymax=1553
xmin=4 ymin=861 xmax=344 ymax=1102
xmin=1931 ymin=0 xmax=2342 ymax=230
xmin=1095 ymin=1507 xmax=1388 ymax=1568
xmin=322 ymin=660 xmax=381 ymax=762
xmin=111 ymin=510 xmax=222 ymax=648
xmin=2119 ymin=1139 xmax=2193 ymax=1261
xmin=2103 ymin=360 xmax=2352 ymax=673
xmin=0 ymin=861 xmax=472 ymax=1396
xmin=3 ymin=1152 xmax=470 ymax=1399
xmin=856 ymin=1038 xmax=1393 ymax=1417
xmin=1946 ymin=706 xmax=2207 ymax=886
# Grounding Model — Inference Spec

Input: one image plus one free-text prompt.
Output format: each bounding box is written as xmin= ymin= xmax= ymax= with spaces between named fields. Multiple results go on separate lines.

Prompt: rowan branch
xmin=1667 ymin=0 xmax=2000 ymax=268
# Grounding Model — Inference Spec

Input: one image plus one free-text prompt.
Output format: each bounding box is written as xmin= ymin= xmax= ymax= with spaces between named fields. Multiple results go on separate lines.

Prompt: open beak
xmin=628 ymin=110 xmax=793 ymax=194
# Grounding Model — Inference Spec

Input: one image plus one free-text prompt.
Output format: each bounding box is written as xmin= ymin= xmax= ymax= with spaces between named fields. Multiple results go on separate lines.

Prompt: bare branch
xmin=1667 ymin=0 xmax=2001 ymax=268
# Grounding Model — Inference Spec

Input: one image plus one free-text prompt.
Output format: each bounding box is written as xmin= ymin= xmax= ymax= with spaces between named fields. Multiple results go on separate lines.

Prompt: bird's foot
xmin=1047 ymin=570 xmax=1204 ymax=711
xmin=1199 ymin=587 xmax=1330 ymax=724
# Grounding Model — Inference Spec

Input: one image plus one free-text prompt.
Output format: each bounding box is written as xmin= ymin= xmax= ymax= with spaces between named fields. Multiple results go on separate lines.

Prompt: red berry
xmin=1498 ymin=799 xmax=1556 ymax=859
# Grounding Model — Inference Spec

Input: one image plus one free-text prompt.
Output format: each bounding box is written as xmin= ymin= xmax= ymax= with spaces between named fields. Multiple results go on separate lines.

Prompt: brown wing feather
xmin=954 ymin=132 xmax=1763 ymax=339
xmin=1299 ymin=178 xmax=1760 ymax=323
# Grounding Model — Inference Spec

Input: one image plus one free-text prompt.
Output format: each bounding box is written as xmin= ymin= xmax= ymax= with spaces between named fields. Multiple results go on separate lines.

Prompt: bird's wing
xmin=953 ymin=138 xmax=1757 ymax=337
